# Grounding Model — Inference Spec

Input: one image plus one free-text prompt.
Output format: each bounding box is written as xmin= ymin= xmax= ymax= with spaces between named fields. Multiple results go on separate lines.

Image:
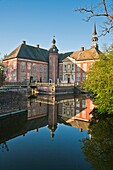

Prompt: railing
xmin=35 ymin=82 xmax=55 ymax=87
xmin=55 ymin=83 xmax=75 ymax=87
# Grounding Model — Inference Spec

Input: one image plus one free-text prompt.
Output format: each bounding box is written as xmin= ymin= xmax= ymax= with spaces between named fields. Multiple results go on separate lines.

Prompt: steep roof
xmin=3 ymin=44 xmax=49 ymax=62
xmin=58 ymin=52 xmax=73 ymax=63
xmin=3 ymin=42 xmax=101 ymax=63
xmin=70 ymin=47 xmax=101 ymax=61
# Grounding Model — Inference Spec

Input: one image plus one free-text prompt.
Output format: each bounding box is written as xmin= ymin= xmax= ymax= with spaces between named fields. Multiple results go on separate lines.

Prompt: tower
xmin=48 ymin=37 xmax=58 ymax=84
xmin=91 ymin=24 xmax=99 ymax=50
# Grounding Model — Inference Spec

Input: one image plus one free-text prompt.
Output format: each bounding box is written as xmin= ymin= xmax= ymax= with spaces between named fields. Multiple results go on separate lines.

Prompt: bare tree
xmin=75 ymin=0 xmax=113 ymax=36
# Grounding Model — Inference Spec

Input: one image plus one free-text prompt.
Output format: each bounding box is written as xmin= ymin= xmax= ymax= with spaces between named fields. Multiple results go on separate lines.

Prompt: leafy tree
xmin=84 ymin=44 xmax=113 ymax=114
xmin=0 ymin=62 xmax=5 ymax=85
xmin=82 ymin=116 xmax=113 ymax=170
xmin=75 ymin=0 xmax=113 ymax=36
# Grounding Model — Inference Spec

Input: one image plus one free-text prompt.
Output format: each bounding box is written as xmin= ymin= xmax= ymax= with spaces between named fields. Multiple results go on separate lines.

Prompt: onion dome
xmin=49 ymin=37 xmax=58 ymax=53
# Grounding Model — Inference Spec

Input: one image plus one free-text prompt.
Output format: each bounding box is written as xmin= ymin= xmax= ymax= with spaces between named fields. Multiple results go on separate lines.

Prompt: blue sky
xmin=0 ymin=0 xmax=112 ymax=58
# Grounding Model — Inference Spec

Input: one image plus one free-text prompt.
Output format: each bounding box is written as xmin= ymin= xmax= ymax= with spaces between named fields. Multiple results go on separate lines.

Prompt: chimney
xmin=22 ymin=40 xmax=26 ymax=45
xmin=81 ymin=47 xmax=84 ymax=51
xmin=36 ymin=44 xmax=39 ymax=48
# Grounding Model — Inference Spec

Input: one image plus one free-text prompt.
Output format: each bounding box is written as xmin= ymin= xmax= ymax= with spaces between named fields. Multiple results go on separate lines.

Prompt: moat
xmin=1 ymin=94 xmax=112 ymax=170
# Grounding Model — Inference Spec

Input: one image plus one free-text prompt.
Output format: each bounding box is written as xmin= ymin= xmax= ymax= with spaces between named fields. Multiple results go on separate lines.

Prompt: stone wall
xmin=0 ymin=91 xmax=27 ymax=114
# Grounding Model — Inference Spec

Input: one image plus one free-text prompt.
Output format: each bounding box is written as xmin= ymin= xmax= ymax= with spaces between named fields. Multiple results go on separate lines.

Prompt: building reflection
xmin=0 ymin=94 xmax=94 ymax=149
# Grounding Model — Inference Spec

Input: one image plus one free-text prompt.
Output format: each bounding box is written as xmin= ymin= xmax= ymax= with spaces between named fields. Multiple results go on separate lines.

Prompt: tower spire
xmin=91 ymin=23 xmax=99 ymax=49
xmin=93 ymin=23 xmax=97 ymax=35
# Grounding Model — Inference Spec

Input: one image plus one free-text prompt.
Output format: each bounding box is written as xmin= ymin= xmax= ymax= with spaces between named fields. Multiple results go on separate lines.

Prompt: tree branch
xmin=75 ymin=0 xmax=113 ymax=35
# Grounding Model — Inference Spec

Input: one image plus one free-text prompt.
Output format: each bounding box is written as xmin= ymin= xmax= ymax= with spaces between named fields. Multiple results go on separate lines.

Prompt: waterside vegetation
xmin=84 ymin=44 xmax=113 ymax=114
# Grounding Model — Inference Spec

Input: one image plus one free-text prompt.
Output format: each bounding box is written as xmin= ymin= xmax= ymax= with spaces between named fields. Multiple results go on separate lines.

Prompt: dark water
xmin=0 ymin=94 xmax=94 ymax=170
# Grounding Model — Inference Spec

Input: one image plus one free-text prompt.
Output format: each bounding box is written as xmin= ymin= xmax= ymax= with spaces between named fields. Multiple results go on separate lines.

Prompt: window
xmin=72 ymin=64 xmax=74 ymax=71
xmin=71 ymin=74 xmax=74 ymax=81
xmin=64 ymin=74 xmax=67 ymax=81
xmin=76 ymin=73 xmax=81 ymax=81
xmin=12 ymin=71 xmax=16 ymax=81
xmin=44 ymin=65 xmax=47 ymax=72
xmin=27 ymin=72 xmax=30 ymax=79
xmin=32 ymin=64 xmax=36 ymax=72
xmin=21 ymin=62 xmax=26 ymax=71
xmin=64 ymin=64 xmax=66 ymax=71
xmin=44 ymin=74 xmax=47 ymax=80
xmin=67 ymin=64 xmax=71 ymax=69
xmin=76 ymin=100 xmax=80 ymax=107
xmin=27 ymin=62 xmax=31 ymax=70
xmin=59 ymin=75 xmax=62 ymax=80
xmin=82 ymin=73 xmax=86 ymax=80
xmin=82 ymin=100 xmax=86 ymax=108
xmin=39 ymin=65 xmax=42 ymax=72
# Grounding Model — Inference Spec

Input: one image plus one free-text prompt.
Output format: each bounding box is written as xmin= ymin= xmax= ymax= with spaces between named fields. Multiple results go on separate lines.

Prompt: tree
xmin=75 ymin=0 xmax=113 ymax=36
xmin=82 ymin=115 xmax=113 ymax=170
xmin=84 ymin=44 xmax=113 ymax=114
xmin=0 ymin=62 xmax=5 ymax=85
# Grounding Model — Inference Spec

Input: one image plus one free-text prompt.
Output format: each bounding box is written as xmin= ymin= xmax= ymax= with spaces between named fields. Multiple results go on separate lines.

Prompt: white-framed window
xmin=44 ymin=65 xmax=47 ymax=72
xmin=76 ymin=100 xmax=80 ymax=107
xmin=82 ymin=73 xmax=86 ymax=80
xmin=71 ymin=74 xmax=74 ymax=81
xmin=44 ymin=74 xmax=47 ymax=80
xmin=72 ymin=63 xmax=74 ymax=71
xmin=59 ymin=75 xmax=62 ymax=80
xmin=82 ymin=100 xmax=86 ymax=108
xmin=76 ymin=73 xmax=81 ymax=81
xmin=39 ymin=65 xmax=42 ymax=72
xmin=67 ymin=64 xmax=71 ymax=70
xmin=64 ymin=64 xmax=66 ymax=71
xmin=27 ymin=72 xmax=30 ymax=79
xmin=27 ymin=62 xmax=31 ymax=70
xmin=32 ymin=64 xmax=36 ymax=72
xmin=64 ymin=74 xmax=67 ymax=81
xmin=71 ymin=109 xmax=74 ymax=116
xmin=21 ymin=62 xmax=26 ymax=70
xmin=12 ymin=71 xmax=16 ymax=81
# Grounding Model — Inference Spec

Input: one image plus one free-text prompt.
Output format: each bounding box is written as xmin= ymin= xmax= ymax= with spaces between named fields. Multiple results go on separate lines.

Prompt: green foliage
xmin=0 ymin=62 xmax=5 ymax=85
xmin=84 ymin=44 xmax=113 ymax=114
xmin=82 ymin=116 xmax=113 ymax=170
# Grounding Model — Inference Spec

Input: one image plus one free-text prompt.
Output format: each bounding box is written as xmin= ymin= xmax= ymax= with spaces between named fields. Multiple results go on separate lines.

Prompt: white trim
xmin=75 ymin=59 xmax=98 ymax=63
xmin=3 ymin=58 xmax=18 ymax=62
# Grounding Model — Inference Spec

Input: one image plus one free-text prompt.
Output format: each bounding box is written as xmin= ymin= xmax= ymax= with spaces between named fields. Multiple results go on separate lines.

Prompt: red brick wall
xmin=49 ymin=53 xmax=58 ymax=83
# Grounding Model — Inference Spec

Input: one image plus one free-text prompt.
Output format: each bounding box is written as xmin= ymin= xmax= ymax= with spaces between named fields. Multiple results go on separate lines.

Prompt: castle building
xmin=3 ymin=25 xmax=101 ymax=84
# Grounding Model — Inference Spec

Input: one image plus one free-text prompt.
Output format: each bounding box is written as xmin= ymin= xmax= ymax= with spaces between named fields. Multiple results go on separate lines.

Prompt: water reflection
xmin=27 ymin=94 xmax=94 ymax=137
xmin=0 ymin=94 xmax=94 ymax=170
xmin=0 ymin=94 xmax=94 ymax=145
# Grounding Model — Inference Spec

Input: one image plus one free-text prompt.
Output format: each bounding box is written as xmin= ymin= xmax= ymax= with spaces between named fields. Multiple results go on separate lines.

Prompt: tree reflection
xmin=0 ymin=142 xmax=9 ymax=152
xmin=82 ymin=113 xmax=113 ymax=169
